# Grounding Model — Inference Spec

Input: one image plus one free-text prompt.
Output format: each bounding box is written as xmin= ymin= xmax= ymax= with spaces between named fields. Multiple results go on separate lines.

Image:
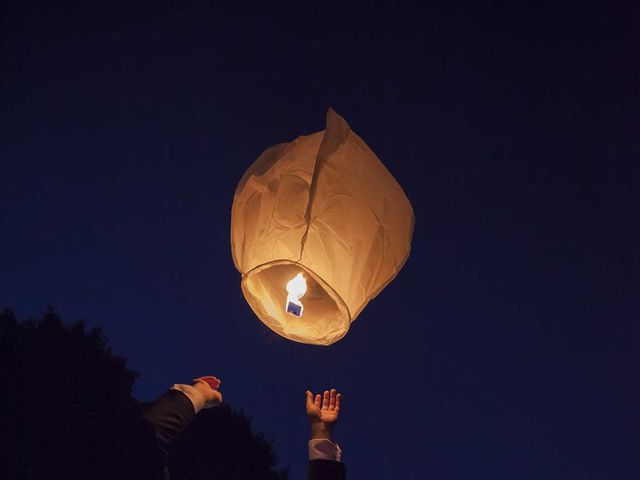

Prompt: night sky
xmin=2 ymin=1 xmax=638 ymax=478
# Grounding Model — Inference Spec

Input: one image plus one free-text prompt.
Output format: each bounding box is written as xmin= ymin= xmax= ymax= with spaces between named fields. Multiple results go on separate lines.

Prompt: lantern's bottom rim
xmin=241 ymin=260 xmax=351 ymax=346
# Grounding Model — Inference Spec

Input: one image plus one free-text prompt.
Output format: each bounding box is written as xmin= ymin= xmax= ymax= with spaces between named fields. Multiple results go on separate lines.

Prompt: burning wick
xmin=285 ymin=273 xmax=307 ymax=317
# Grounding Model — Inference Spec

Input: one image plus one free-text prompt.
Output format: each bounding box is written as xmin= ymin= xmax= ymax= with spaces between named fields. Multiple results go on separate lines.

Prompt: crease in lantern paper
xmin=298 ymin=117 xmax=351 ymax=264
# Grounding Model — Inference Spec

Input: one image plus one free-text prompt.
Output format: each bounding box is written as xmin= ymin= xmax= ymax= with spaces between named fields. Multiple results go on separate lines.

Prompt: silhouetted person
xmin=1 ymin=308 xmax=344 ymax=479
xmin=0 ymin=309 xmax=286 ymax=480
xmin=143 ymin=380 xmax=346 ymax=480
xmin=141 ymin=376 xmax=223 ymax=479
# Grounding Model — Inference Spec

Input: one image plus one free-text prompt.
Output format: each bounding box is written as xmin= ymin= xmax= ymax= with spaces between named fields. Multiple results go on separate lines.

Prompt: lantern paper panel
xmin=231 ymin=109 xmax=414 ymax=345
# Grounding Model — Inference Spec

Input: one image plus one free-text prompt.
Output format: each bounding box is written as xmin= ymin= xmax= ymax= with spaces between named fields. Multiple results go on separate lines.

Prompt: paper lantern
xmin=231 ymin=109 xmax=414 ymax=345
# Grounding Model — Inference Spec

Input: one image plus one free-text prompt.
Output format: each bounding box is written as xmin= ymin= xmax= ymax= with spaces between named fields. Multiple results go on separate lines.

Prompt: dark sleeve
xmin=308 ymin=459 xmax=347 ymax=480
xmin=143 ymin=389 xmax=197 ymax=456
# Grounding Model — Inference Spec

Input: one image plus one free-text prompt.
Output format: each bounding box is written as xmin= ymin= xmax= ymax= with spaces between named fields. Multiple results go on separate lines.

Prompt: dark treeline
xmin=0 ymin=307 xmax=288 ymax=480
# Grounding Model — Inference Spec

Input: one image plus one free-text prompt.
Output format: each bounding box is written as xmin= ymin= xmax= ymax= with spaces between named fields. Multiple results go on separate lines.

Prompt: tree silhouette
xmin=0 ymin=307 xmax=288 ymax=480
xmin=170 ymin=405 xmax=288 ymax=480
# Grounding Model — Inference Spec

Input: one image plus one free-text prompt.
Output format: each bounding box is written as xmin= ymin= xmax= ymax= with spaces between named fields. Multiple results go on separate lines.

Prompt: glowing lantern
xmin=231 ymin=109 xmax=414 ymax=345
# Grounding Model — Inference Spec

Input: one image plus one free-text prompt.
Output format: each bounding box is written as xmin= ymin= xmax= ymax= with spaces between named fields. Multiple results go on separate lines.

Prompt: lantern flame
xmin=285 ymin=273 xmax=307 ymax=317
xmin=286 ymin=273 xmax=307 ymax=298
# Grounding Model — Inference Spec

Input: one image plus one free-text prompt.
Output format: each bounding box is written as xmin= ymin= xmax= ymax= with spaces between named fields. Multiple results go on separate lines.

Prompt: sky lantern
xmin=231 ymin=109 xmax=414 ymax=345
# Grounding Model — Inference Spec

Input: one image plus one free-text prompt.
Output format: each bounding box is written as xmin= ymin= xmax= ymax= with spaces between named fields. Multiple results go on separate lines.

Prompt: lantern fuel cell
xmin=231 ymin=109 xmax=414 ymax=345
xmin=286 ymin=300 xmax=303 ymax=317
xmin=285 ymin=273 xmax=307 ymax=317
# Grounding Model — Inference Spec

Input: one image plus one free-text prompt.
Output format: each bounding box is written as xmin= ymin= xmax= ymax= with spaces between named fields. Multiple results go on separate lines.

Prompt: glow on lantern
xmin=285 ymin=273 xmax=307 ymax=317
xmin=231 ymin=109 xmax=414 ymax=345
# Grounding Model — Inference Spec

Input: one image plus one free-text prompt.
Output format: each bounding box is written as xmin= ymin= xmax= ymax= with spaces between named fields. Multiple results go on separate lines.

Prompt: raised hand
xmin=306 ymin=388 xmax=342 ymax=441
xmin=193 ymin=375 xmax=223 ymax=407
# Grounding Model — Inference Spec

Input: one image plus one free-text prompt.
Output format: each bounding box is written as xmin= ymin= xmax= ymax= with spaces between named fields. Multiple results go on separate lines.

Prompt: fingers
xmin=308 ymin=388 xmax=342 ymax=411
xmin=329 ymin=389 xmax=337 ymax=409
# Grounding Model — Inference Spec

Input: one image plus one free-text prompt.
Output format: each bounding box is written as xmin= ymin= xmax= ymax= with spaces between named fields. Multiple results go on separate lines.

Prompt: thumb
xmin=305 ymin=390 xmax=314 ymax=409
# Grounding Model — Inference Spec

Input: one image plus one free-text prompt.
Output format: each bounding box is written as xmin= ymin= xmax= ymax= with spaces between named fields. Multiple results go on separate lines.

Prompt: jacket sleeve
xmin=308 ymin=459 xmax=347 ymax=480
xmin=143 ymin=390 xmax=197 ymax=457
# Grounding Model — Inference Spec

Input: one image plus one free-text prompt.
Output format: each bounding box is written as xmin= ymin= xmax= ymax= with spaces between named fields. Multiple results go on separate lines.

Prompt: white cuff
xmin=171 ymin=384 xmax=206 ymax=413
xmin=308 ymin=439 xmax=342 ymax=462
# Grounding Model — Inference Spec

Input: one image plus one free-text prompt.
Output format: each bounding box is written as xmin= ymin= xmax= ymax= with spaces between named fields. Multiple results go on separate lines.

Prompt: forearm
xmin=309 ymin=438 xmax=342 ymax=462
xmin=308 ymin=436 xmax=345 ymax=480
xmin=143 ymin=389 xmax=197 ymax=454
xmin=171 ymin=383 xmax=209 ymax=413
xmin=308 ymin=424 xmax=342 ymax=462
xmin=310 ymin=423 xmax=335 ymax=442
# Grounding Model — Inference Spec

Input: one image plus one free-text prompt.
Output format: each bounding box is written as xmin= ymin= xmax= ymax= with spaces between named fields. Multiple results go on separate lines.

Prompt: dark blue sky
xmin=2 ymin=1 xmax=638 ymax=478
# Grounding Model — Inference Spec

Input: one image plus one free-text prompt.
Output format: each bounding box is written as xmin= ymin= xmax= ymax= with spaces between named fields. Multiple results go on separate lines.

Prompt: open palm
xmin=306 ymin=389 xmax=341 ymax=426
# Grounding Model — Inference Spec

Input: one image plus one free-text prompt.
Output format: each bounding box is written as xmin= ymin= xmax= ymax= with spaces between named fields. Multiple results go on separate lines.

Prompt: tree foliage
xmin=0 ymin=307 xmax=288 ymax=480
xmin=170 ymin=405 xmax=288 ymax=480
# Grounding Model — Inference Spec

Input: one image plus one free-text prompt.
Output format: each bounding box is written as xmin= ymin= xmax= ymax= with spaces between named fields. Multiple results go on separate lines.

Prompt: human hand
xmin=306 ymin=389 xmax=342 ymax=441
xmin=193 ymin=376 xmax=223 ymax=407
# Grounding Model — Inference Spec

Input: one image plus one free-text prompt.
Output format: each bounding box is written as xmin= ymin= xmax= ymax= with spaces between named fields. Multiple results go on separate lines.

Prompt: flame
xmin=285 ymin=273 xmax=307 ymax=317
xmin=286 ymin=273 xmax=307 ymax=299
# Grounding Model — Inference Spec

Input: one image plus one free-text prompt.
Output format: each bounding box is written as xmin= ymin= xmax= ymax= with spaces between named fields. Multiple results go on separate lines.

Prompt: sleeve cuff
xmin=309 ymin=438 xmax=342 ymax=462
xmin=171 ymin=384 xmax=206 ymax=414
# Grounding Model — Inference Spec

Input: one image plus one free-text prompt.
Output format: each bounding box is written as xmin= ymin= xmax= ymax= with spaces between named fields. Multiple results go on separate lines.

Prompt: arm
xmin=141 ymin=376 xmax=222 ymax=475
xmin=306 ymin=388 xmax=346 ymax=480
